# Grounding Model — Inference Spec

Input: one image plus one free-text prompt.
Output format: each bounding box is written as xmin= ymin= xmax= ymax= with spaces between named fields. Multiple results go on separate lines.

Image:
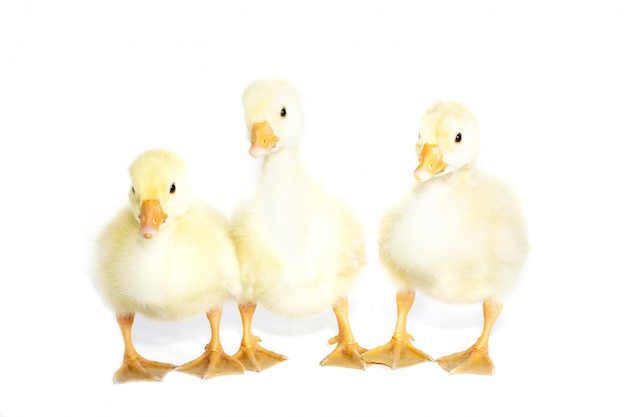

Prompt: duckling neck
xmin=257 ymin=147 xmax=312 ymax=220
xmin=256 ymin=146 xmax=313 ymax=247
xmin=261 ymin=147 xmax=305 ymax=182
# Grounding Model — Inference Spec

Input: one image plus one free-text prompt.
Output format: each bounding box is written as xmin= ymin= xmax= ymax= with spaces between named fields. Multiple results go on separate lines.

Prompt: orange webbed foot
xmin=177 ymin=347 xmax=245 ymax=379
xmin=361 ymin=333 xmax=432 ymax=370
xmin=233 ymin=335 xmax=287 ymax=372
xmin=320 ymin=335 xmax=369 ymax=370
xmin=436 ymin=346 xmax=495 ymax=376
xmin=112 ymin=356 xmax=176 ymax=384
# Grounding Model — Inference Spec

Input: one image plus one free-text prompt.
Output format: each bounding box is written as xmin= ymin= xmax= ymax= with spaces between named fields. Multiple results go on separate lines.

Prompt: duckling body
xmin=381 ymin=166 xmax=527 ymax=304
xmin=96 ymin=149 xmax=244 ymax=382
xmin=234 ymin=149 xmax=363 ymax=316
xmin=231 ymin=78 xmax=367 ymax=371
xmin=363 ymin=101 xmax=528 ymax=375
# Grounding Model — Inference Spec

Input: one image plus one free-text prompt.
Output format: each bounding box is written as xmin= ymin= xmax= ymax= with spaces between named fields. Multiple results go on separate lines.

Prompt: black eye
xmin=455 ymin=133 xmax=462 ymax=143
xmin=131 ymin=186 xmax=135 ymax=195
xmin=280 ymin=107 xmax=287 ymax=117
xmin=170 ymin=183 xmax=176 ymax=194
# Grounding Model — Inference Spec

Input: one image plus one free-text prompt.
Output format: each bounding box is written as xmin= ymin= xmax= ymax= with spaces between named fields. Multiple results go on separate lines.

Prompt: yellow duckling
xmin=363 ymin=101 xmax=529 ymax=375
xmin=96 ymin=149 xmax=244 ymax=383
xmin=230 ymin=78 xmax=368 ymax=370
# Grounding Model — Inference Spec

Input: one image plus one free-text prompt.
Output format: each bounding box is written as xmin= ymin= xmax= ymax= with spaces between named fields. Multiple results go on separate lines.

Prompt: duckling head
xmin=414 ymin=101 xmax=480 ymax=182
xmin=128 ymin=149 xmax=192 ymax=239
xmin=242 ymin=77 xmax=305 ymax=158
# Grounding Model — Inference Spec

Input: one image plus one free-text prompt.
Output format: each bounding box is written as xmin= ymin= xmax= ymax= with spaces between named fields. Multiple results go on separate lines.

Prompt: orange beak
xmin=249 ymin=121 xmax=279 ymax=158
xmin=139 ymin=200 xmax=167 ymax=239
xmin=414 ymin=143 xmax=448 ymax=182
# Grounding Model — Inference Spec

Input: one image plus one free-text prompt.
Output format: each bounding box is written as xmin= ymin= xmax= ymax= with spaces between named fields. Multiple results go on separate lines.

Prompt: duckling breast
xmin=232 ymin=176 xmax=365 ymax=316
xmin=97 ymin=203 xmax=241 ymax=320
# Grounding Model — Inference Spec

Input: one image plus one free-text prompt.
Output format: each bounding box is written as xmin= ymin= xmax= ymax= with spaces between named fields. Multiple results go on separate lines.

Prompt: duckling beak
xmin=414 ymin=143 xmax=448 ymax=182
xmin=249 ymin=121 xmax=279 ymax=158
xmin=139 ymin=200 xmax=168 ymax=239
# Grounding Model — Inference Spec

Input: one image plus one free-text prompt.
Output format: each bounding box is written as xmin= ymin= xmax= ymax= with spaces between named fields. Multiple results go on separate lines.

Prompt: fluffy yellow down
xmin=379 ymin=102 xmax=529 ymax=304
xmin=231 ymin=78 xmax=366 ymax=317
xmin=96 ymin=149 xmax=242 ymax=321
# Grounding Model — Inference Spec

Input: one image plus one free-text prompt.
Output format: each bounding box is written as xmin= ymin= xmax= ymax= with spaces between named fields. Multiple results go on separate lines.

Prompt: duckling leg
xmin=361 ymin=290 xmax=432 ymax=369
xmin=436 ymin=299 xmax=502 ymax=376
xmin=112 ymin=313 xmax=176 ymax=384
xmin=233 ymin=303 xmax=287 ymax=372
xmin=177 ymin=307 xmax=245 ymax=379
xmin=319 ymin=297 xmax=369 ymax=370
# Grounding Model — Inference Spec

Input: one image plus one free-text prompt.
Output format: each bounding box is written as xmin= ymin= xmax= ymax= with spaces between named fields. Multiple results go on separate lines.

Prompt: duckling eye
xmin=170 ymin=183 xmax=176 ymax=194
xmin=280 ymin=107 xmax=287 ymax=118
xmin=131 ymin=186 xmax=135 ymax=195
xmin=455 ymin=133 xmax=462 ymax=143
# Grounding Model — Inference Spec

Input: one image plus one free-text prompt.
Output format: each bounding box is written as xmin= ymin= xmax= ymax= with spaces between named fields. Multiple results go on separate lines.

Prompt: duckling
xmin=230 ymin=78 xmax=368 ymax=371
xmin=362 ymin=101 xmax=529 ymax=375
xmin=95 ymin=149 xmax=244 ymax=383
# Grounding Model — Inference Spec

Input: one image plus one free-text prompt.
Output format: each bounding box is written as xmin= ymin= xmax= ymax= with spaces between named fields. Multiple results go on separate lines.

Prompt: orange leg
xmin=177 ymin=307 xmax=245 ymax=379
xmin=233 ymin=303 xmax=287 ymax=372
xmin=112 ymin=313 xmax=176 ymax=384
xmin=436 ymin=299 xmax=502 ymax=375
xmin=319 ymin=297 xmax=369 ymax=370
xmin=361 ymin=290 xmax=432 ymax=369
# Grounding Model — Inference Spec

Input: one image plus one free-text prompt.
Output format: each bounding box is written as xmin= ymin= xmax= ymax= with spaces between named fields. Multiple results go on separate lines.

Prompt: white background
xmin=1 ymin=0 xmax=625 ymax=416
